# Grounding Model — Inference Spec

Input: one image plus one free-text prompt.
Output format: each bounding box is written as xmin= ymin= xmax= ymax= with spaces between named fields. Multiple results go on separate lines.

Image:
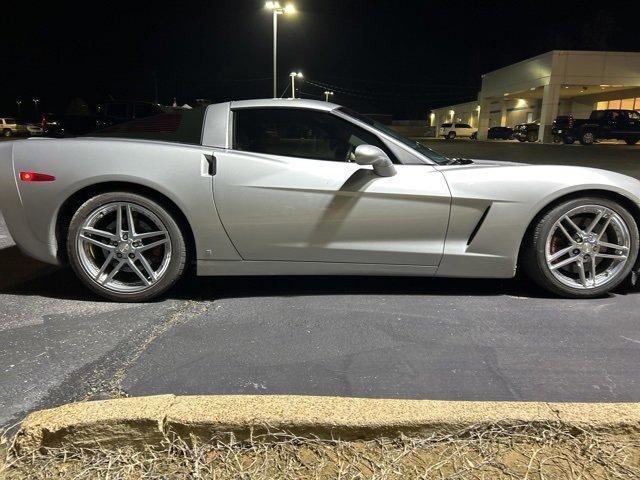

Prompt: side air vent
xmin=467 ymin=205 xmax=491 ymax=245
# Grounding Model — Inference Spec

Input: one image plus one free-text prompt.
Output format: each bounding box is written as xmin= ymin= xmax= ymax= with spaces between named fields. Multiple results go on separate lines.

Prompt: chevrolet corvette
xmin=0 ymin=99 xmax=638 ymax=301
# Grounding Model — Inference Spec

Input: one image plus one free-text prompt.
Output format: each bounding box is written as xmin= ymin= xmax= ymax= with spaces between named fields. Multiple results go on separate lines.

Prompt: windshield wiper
xmin=447 ymin=157 xmax=474 ymax=165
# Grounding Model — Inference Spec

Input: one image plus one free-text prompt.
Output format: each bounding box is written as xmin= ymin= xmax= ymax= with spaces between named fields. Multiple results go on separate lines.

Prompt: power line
xmin=320 ymin=75 xmax=480 ymax=90
xmin=306 ymin=79 xmax=477 ymax=101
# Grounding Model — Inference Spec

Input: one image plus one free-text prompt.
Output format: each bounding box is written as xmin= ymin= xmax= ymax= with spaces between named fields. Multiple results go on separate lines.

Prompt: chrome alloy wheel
xmin=76 ymin=202 xmax=172 ymax=293
xmin=545 ymin=204 xmax=631 ymax=290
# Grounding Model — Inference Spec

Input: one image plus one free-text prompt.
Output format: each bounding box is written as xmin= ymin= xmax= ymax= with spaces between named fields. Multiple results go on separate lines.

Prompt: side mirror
xmin=353 ymin=145 xmax=397 ymax=177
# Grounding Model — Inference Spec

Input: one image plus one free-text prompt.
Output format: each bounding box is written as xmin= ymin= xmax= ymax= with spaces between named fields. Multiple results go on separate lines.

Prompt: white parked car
xmin=440 ymin=122 xmax=476 ymax=139
xmin=25 ymin=123 xmax=43 ymax=136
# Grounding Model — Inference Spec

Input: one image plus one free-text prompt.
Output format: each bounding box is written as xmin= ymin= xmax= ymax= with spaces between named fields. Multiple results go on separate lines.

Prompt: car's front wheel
xmin=447 ymin=132 xmax=456 ymax=140
xmin=522 ymin=197 xmax=639 ymax=298
xmin=67 ymin=192 xmax=187 ymax=302
xmin=3 ymin=129 xmax=11 ymax=137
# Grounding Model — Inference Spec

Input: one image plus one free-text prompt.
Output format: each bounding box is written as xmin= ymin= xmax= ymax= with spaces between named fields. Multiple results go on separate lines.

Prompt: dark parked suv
xmin=41 ymin=114 xmax=111 ymax=137
xmin=487 ymin=126 xmax=514 ymax=140
xmin=513 ymin=121 xmax=539 ymax=142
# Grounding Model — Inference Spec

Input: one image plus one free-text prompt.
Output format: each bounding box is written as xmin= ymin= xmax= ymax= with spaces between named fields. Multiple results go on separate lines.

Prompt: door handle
xmin=204 ymin=154 xmax=217 ymax=176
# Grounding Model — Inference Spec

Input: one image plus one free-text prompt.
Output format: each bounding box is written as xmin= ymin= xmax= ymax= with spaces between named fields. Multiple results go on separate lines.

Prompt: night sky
xmin=3 ymin=0 xmax=639 ymax=119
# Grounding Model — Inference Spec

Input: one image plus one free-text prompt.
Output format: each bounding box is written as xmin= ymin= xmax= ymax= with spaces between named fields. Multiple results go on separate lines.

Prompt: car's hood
xmin=468 ymin=159 xmax=528 ymax=167
xmin=436 ymin=158 xmax=528 ymax=170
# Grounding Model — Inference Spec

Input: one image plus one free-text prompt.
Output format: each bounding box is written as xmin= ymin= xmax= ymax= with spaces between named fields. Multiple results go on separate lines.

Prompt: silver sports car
xmin=1 ymin=99 xmax=639 ymax=301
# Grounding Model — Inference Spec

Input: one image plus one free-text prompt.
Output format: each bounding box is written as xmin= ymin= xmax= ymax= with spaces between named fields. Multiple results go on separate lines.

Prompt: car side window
xmin=233 ymin=108 xmax=396 ymax=163
xmin=456 ymin=123 xmax=471 ymax=129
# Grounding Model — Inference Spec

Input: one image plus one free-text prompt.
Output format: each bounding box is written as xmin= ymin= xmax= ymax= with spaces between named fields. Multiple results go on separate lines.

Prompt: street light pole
xmin=33 ymin=98 xmax=40 ymax=111
xmin=324 ymin=90 xmax=334 ymax=102
xmin=273 ymin=11 xmax=277 ymax=98
xmin=16 ymin=99 xmax=22 ymax=115
xmin=265 ymin=2 xmax=296 ymax=98
xmin=290 ymin=72 xmax=303 ymax=99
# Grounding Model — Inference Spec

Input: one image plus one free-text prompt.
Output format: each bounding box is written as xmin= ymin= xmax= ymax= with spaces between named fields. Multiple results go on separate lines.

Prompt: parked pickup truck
xmin=552 ymin=109 xmax=640 ymax=146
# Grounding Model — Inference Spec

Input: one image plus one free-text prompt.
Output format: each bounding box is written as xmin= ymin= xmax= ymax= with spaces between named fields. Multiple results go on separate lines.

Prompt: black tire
xmin=3 ymin=129 xmax=12 ymax=137
xmin=624 ymin=138 xmax=639 ymax=145
xmin=447 ymin=131 xmax=456 ymax=140
xmin=579 ymin=130 xmax=595 ymax=146
xmin=563 ymin=137 xmax=576 ymax=145
xmin=553 ymin=134 xmax=562 ymax=144
xmin=522 ymin=197 xmax=639 ymax=298
xmin=67 ymin=192 xmax=187 ymax=302
xmin=526 ymin=130 xmax=538 ymax=142
xmin=517 ymin=137 xmax=526 ymax=142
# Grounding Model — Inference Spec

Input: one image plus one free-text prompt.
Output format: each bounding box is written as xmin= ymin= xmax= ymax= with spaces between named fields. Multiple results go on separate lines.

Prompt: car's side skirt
xmin=197 ymin=260 xmax=438 ymax=277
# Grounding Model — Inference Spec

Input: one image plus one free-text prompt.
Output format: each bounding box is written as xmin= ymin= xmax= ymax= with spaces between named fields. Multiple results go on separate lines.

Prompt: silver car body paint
xmin=1 ymin=98 xmax=640 ymax=281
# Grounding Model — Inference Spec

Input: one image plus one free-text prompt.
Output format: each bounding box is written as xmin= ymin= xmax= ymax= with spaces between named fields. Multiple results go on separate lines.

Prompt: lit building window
xmin=596 ymin=98 xmax=640 ymax=111
xmin=621 ymin=98 xmax=635 ymax=109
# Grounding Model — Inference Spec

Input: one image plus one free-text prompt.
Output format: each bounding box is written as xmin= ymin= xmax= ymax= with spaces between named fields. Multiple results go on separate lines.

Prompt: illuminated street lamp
xmin=33 ymin=98 xmax=40 ymax=111
xmin=323 ymin=90 xmax=334 ymax=102
xmin=289 ymin=71 xmax=303 ymax=99
xmin=265 ymin=2 xmax=296 ymax=98
xmin=16 ymin=99 xmax=22 ymax=115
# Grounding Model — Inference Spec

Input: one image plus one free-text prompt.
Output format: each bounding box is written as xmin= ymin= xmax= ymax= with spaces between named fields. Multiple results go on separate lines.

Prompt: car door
xmin=211 ymin=107 xmax=451 ymax=266
xmin=619 ymin=110 xmax=640 ymax=134
xmin=456 ymin=123 xmax=473 ymax=137
xmin=602 ymin=110 xmax=617 ymax=137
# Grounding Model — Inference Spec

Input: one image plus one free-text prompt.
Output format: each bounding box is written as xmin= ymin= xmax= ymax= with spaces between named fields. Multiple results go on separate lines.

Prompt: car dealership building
xmin=430 ymin=50 xmax=640 ymax=142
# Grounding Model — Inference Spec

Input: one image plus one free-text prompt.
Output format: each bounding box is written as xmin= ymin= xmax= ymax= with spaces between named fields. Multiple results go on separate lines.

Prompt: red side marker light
xmin=19 ymin=171 xmax=56 ymax=182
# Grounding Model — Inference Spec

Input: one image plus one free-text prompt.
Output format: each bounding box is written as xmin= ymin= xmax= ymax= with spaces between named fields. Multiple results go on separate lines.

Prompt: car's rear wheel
xmin=526 ymin=131 xmax=538 ymax=142
xmin=624 ymin=138 xmax=639 ymax=145
xmin=579 ymin=131 xmax=595 ymax=146
xmin=67 ymin=192 xmax=187 ymax=302
xmin=3 ymin=129 xmax=11 ymax=137
xmin=522 ymin=197 xmax=639 ymax=298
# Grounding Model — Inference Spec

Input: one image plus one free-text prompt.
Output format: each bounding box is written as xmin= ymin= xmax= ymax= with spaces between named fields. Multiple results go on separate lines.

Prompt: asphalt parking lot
xmin=2 ymin=140 xmax=640 ymax=429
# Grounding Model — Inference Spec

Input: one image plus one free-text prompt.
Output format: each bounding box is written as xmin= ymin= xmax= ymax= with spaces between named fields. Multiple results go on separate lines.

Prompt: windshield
xmin=337 ymin=107 xmax=450 ymax=165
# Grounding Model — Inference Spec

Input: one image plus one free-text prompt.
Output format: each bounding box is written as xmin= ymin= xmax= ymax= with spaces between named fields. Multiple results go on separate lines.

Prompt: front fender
xmin=436 ymin=164 xmax=640 ymax=278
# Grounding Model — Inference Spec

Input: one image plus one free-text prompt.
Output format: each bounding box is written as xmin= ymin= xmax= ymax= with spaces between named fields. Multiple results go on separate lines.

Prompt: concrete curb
xmin=13 ymin=395 xmax=640 ymax=454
